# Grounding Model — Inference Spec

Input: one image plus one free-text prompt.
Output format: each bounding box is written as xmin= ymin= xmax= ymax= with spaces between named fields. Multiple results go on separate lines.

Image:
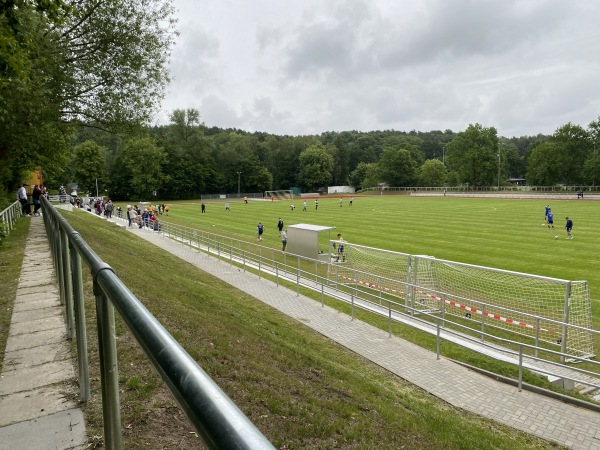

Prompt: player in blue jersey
xmin=565 ymin=217 xmax=573 ymax=239
xmin=544 ymin=205 xmax=551 ymax=223
xmin=547 ymin=211 xmax=554 ymax=229
xmin=257 ymin=222 xmax=265 ymax=241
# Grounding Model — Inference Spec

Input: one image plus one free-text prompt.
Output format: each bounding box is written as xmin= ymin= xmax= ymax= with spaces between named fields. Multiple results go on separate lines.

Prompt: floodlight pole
xmin=442 ymin=146 xmax=445 ymax=165
xmin=497 ymin=151 xmax=501 ymax=190
xmin=497 ymin=142 xmax=505 ymax=190
xmin=236 ymin=171 xmax=241 ymax=198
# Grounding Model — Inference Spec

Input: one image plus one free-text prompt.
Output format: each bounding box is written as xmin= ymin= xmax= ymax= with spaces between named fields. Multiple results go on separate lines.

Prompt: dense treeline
xmin=58 ymin=110 xmax=600 ymax=200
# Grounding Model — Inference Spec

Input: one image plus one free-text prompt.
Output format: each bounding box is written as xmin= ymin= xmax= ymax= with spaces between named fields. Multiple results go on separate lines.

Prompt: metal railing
xmin=40 ymin=196 xmax=274 ymax=450
xmin=359 ymin=185 xmax=600 ymax=193
xmin=130 ymin=218 xmax=600 ymax=398
xmin=0 ymin=200 xmax=23 ymax=239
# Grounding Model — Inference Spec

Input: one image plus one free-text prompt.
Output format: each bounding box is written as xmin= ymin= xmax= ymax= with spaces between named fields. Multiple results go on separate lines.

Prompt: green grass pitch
xmin=138 ymin=195 xmax=600 ymax=326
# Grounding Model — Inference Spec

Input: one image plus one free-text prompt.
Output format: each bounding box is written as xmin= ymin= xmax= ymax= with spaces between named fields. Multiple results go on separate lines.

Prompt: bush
xmin=0 ymin=221 xmax=8 ymax=247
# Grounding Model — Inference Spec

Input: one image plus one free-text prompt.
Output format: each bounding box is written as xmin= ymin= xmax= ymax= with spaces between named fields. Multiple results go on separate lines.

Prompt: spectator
xmin=16 ymin=184 xmax=31 ymax=216
xmin=32 ymin=184 xmax=42 ymax=216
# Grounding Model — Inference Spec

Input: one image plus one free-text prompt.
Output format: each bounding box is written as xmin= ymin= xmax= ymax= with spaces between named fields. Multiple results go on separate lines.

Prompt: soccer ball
xmin=542 ymin=223 xmax=546 ymax=227
xmin=555 ymin=236 xmax=558 ymax=239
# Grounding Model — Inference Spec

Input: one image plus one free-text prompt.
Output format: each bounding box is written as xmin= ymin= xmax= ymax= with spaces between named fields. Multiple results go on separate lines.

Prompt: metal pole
xmin=518 ymin=344 xmax=524 ymax=392
xmin=480 ymin=304 xmax=485 ymax=343
xmin=237 ymin=172 xmax=241 ymax=198
xmin=70 ymin=243 xmax=90 ymax=402
xmin=56 ymin=226 xmax=66 ymax=306
xmin=95 ymin=282 xmax=122 ymax=449
xmin=497 ymin=150 xmax=501 ymax=190
xmin=560 ymin=282 xmax=571 ymax=363
xmin=388 ymin=302 xmax=392 ymax=337
xmin=436 ymin=319 xmax=441 ymax=360
xmin=61 ymin=229 xmax=74 ymax=339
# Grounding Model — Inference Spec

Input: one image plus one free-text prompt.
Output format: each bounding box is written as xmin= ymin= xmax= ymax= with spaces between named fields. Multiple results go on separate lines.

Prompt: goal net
xmin=328 ymin=241 xmax=595 ymax=359
xmin=264 ymin=190 xmax=293 ymax=200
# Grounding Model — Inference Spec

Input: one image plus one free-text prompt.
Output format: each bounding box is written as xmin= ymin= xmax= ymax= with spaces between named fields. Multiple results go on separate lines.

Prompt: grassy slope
xmin=64 ymin=210 xmax=560 ymax=450
xmin=0 ymin=219 xmax=29 ymax=372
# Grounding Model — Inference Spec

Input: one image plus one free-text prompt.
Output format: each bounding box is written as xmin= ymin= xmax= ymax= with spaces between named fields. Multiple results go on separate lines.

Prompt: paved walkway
xmin=2 ymin=214 xmax=600 ymax=449
xmin=0 ymin=217 xmax=86 ymax=449
xmin=124 ymin=223 xmax=600 ymax=450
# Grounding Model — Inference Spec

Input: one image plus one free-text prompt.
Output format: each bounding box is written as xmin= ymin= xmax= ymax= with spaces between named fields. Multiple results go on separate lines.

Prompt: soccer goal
xmin=327 ymin=241 xmax=595 ymax=359
xmin=264 ymin=190 xmax=294 ymax=200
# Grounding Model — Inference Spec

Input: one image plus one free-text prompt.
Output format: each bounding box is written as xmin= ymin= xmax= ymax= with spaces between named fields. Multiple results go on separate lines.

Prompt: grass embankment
xmin=0 ymin=219 xmax=29 ymax=373
xmin=64 ymin=210 xmax=560 ymax=449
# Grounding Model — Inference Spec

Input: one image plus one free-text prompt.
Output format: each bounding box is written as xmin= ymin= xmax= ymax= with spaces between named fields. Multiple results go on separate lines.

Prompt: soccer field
xmin=144 ymin=195 xmax=600 ymax=325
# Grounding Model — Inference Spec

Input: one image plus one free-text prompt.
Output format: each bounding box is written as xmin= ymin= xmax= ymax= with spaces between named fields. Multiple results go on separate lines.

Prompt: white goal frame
xmin=327 ymin=240 xmax=595 ymax=360
xmin=264 ymin=190 xmax=294 ymax=200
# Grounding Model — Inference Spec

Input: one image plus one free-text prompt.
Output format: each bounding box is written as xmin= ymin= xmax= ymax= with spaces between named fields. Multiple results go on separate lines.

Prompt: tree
xmin=121 ymin=137 xmax=167 ymax=199
xmin=350 ymin=162 xmax=379 ymax=190
xmin=55 ymin=0 xmax=177 ymax=127
xmin=550 ymin=123 xmax=590 ymax=185
xmin=168 ymin=109 xmax=201 ymax=144
xmin=446 ymin=124 xmax=498 ymax=186
xmin=526 ymin=123 xmax=591 ymax=186
xmin=585 ymin=116 xmax=600 ymax=185
xmin=0 ymin=0 xmax=177 ymax=197
xmin=588 ymin=116 xmax=600 ymax=155
xmin=526 ymin=142 xmax=560 ymax=186
xmin=329 ymin=133 xmax=352 ymax=185
xmin=69 ymin=140 xmax=108 ymax=195
xmin=417 ymin=159 xmax=447 ymax=187
xmin=240 ymin=155 xmax=273 ymax=192
xmin=377 ymin=148 xmax=417 ymax=187
xmin=583 ymin=152 xmax=600 ymax=186
xmin=298 ymin=143 xmax=333 ymax=191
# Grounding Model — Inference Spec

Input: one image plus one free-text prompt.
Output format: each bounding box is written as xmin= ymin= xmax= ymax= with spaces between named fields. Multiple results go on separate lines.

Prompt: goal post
xmin=412 ymin=255 xmax=595 ymax=359
xmin=264 ymin=190 xmax=294 ymax=200
xmin=327 ymin=241 xmax=595 ymax=359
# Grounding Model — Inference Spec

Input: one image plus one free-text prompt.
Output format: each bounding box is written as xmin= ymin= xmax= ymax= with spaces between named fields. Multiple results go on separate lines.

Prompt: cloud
xmin=200 ymin=95 xmax=243 ymax=128
xmin=162 ymin=0 xmax=600 ymax=137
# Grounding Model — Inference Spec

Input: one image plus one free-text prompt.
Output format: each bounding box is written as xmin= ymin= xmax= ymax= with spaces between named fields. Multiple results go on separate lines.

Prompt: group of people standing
xmin=545 ymin=205 xmax=574 ymax=239
xmin=125 ymin=204 xmax=162 ymax=230
xmin=16 ymin=184 xmax=46 ymax=217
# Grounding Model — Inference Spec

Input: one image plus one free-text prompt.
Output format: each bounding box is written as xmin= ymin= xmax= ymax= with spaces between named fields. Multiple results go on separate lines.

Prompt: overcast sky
xmin=156 ymin=0 xmax=600 ymax=138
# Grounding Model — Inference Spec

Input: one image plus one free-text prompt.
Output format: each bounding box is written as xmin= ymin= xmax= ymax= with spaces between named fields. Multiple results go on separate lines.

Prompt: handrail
xmin=40 ymin=196 xmax=275 ymax=450
xmin=0 ymin=200 xmax=22 ymax=238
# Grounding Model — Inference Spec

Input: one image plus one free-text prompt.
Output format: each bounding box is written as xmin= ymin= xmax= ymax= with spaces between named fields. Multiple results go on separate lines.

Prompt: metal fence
xmin=40 ymin=196 xmax=274 ymax=450
xmin=0 ymin=200 xmax=23 ymax=239
xmin=360 ymin=185 xmax=600 ymax=193
xmin=125 ymin=217 xmax=600 ymax=396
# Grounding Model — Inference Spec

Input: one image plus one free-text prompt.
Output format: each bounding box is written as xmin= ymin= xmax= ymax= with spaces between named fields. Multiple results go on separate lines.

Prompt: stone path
xmin=0 ymin=217 xmax=86 ymax=450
